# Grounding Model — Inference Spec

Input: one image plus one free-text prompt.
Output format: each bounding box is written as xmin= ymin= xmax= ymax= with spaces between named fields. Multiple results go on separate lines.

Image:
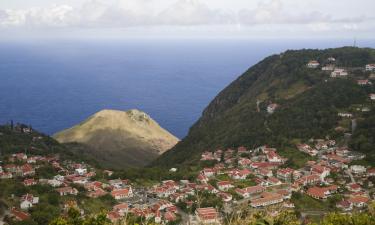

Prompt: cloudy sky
xmin=0 ymin=0 xmax=374 ymax=39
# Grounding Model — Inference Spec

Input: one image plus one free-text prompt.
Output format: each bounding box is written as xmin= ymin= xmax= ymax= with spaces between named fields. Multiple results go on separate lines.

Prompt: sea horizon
xmin=1 ymin=38 xmax=375 ymax=138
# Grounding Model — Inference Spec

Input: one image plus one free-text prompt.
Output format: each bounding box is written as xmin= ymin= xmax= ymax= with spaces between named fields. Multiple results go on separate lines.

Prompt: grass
xmin=292 ymin=192 xmax=329 ymax=211
xmin=277 ymin=81 xmax=309 ymax=99
xmin=233 ymin=179 xmax=257 ymax=188
xmin=80 ymin=194 xmax=115 ymax=214
xmin=278 ymin=147 xmax=313 ymax=169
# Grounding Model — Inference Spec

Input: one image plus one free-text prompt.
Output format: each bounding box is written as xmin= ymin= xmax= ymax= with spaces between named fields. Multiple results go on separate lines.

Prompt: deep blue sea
xmin=0 ymin=38 xmax=374 ymax=138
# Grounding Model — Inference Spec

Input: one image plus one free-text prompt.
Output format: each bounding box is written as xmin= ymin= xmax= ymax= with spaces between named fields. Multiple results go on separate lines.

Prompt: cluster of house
xmin=199 ymin=147 xmax=293 ymax=209
xmin=197 ymin=142 xmax=375 ymax=223
xmin=1 ymin=141 xmax=375 ymax=224
xmin=307 ymin=58 xmax=375 ymax=81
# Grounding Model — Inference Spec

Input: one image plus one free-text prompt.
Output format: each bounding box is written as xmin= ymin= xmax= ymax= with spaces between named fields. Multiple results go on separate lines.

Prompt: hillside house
xmin=331 ymin=68 xmax=348 ymax=77
xmin=338 ymin=112 xmax=352 ymax=118
xmin=250 ymin=192 xmax=284 ymax=207
xmin=347 ymin=183 xmax=362 ymax=192
xmin=235 ymin=185 xmax=265 ymax=198
xmin=266 ymin=150 xmax=283 ymax=163
xmin=20 ymin=194 xmax=39 ymax=209
xmin=336 ymin=200 xmax=353 ymax=211
xmin=218 ymin=192 xmax=232 ymax=202
xmin=350 ymin=165 xmax=366 ymax=174
xmin=11 ymin=208 xmax=30 ymax=221
xmin=267 ymin=103 xmax=279 ymax=114
xmin=307 ymin=60 xmax=320 ymax=68
xmin=277 ymin=168 xmax=295 ymax=181
xmin=217 ymin=181 xmax=234 ymax=191
xmin=365 ymin=64 xmax=375 ymax=71
xmin=56 ymin=187 xmax=79 ymax=196
xmin=357 ymin=79 xmax=371 ymax=85
xmin=229 ymin=168 xmax=251 ymax=180
xmin=23 ymin=178 xmax=37 ymax=186
xmin=322 ymin=65 xmax=335 ymax=71
xmin=195 ymin=207 xmax=220 ymax=224
xmin=348 ymin=196 xmax=370 ymax=208
xmin=306 ymin=185 xmax=337 ymax=199
xmin=111 ymin=187 xmax=133 ymax=199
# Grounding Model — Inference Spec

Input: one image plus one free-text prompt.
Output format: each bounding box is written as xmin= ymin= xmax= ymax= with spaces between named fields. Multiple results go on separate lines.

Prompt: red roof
xmin=348 ymin=196 xmax=370 ymax=204
xmin=217 ymin=181 xmax=232 ymax=186
xmin=196 ymin=207 xmax=218 ymax=220
xmin=11 ymin=208 xmax=30 ymax=221
xmin=164 ymin=212 xmax=176 ymax=221
xmin=111 ymin=188 xmax=130 ymax=197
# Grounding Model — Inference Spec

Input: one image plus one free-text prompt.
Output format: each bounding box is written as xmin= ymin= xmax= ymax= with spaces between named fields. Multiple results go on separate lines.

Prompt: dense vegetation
xmin=153 ymin=47 xmax=375 ymax=167
xmin=0 ymin=124 xmax=99 ymax=167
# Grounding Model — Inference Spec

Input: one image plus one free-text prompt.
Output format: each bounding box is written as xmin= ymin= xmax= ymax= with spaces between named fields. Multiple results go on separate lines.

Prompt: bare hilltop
xmin=53 ymin=109 xmax=179 ymax=168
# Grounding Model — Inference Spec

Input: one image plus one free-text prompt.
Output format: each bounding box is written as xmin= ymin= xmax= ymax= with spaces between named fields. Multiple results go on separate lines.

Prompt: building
xmin=217 ymin=181 xmax=234 ymax=191
xmin=277 ymin=168 xmax=294 ymax=181
xmin=11 ymin=208 xmax=30 ymax=221
xmin=336 ymin=200 xmax=353 ymax=211
xmin=266 ymin=150 xmax=283 ymax=163
xmin=294 ymin=174 xmax=320 ymax=186
xmin=235 ymin=185 xmax=265 ymax=198
xmin=338 ymin=112 xmax=352 ymax=118
xmin=350 ymin=165 xmax=366 ymax=174
xmin=250 ymin=193 xmax=284 ymax=207
xmin=307 ymin=60 xmax=320 ymax=68
xmin=23 ymin=178 xmax=37 ymax=186
xmin=357 ymin=79 xmax=371 ymax=86
xmin=331 ymin=68 xmax=348 ymax=77
xmin=365 ymin=64 xmax=375 ymax=71
xmin=267 ymin=104 xmax=279 ymax=114
xmin=306 ymin=185 xmax=337 ymax=199
xmin=322 ymin=65 xmax=335 ymax=71
xmin=348 ymin=196 xmax=370 ymax=208
xmin=113 ymin=203 xmax=129 ymax=216
xmin=229 ymin=168 xmax=251 ymax=180
xmin=20 ymin=194 xmax=39 ymax=209
xmin=196 ymin=207 xmax=220 ymax=224
xmin=347 ymin=183 xmax=362 ymax=192
xmin=56 ymin=187 xmax=79 ymax=196
xmin=111 ymin=187 xmax=133 ymax=200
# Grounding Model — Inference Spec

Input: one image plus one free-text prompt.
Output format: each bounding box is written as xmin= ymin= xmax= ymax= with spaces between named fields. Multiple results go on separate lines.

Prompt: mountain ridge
xmin=152 ymin=47 xmax=375 ymax=167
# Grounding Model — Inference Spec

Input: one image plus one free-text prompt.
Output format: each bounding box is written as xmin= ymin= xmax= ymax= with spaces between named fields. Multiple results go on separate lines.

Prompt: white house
xmin=20 ymin=194 xmax=39 ymax=209
xmin=307 ymin=60 xmax=320 ymax=68
xmin=322 ymin=65 xmax=335 ymax=71
xmin=365 ymin=64 xmax=375 ymax=71
xmin=350 ymin=165 xmax=366 ymax=174
xmin=75 ymin=168 xmax=87 ymax=176
xmin=267 ymin=104 xmax=279 ymax=114
xmin=331 ymin=68 xmax=348 ymax=77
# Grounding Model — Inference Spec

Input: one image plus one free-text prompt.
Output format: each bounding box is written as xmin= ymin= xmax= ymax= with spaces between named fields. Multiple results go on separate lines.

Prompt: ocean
xmin=0 ymin=38 xmax=374 ymax=138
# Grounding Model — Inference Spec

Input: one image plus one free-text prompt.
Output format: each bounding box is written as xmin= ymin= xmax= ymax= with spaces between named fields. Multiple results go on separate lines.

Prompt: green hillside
xmin=152 ymin=47 xmax=375 ymax=167
xmin=0 ymin=124 xmax=99 ymax=166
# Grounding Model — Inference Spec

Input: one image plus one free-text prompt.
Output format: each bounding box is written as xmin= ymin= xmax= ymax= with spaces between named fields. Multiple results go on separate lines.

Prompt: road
xmin=345 ymin=169 xmax=356 ymax=183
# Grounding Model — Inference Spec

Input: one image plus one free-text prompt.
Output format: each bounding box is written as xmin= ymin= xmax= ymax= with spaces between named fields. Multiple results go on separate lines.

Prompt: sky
xmin=0 ymin=0 xmax=374 ymax=39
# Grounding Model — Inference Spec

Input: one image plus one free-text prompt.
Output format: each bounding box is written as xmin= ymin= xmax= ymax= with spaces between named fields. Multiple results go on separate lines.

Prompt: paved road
xmin=345 ymin=169 xmax=356 ymax=183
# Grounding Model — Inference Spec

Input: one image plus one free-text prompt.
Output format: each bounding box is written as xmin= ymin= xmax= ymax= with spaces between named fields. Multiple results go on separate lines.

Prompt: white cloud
xmin=0 ymin=0 xmax=373 ymax=37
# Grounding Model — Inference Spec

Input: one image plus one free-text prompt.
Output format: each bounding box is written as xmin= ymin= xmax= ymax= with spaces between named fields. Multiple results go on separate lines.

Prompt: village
xmin=0 ymin=58 xmax=374 ymax=225
xmin=0 ymin=136 xmax=375 ymax=225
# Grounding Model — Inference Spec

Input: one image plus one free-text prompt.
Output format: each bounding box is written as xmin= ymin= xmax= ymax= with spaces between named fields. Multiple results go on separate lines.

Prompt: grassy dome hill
xmin=54 ymin=109 xmax=179 ymax=169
